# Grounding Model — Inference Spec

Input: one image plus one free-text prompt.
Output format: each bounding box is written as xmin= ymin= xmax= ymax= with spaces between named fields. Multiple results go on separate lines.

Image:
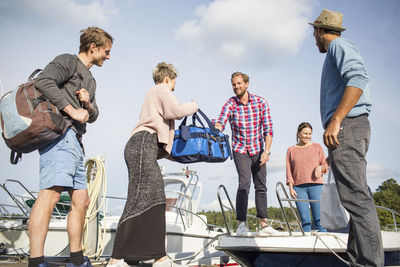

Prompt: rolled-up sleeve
xmin=216 ymin=99 xmax=233 ymax=131
xmin=87 ymin=94 xmax=99 ymax=123
xmin=261 ymin=99 xmax=273 ymax=137
xmin=330 ymin=41 xmax=369 ymax=91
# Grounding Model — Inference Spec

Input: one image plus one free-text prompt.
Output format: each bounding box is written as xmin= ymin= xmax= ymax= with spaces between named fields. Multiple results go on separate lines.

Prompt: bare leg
xmin=154 ymin=256 xmax=168 ymax=263
xmin=259 ymin=218 xmax=268 ymax=228
xmin=67 ymin=189 xmax=90 ymax=253
xmin=108 ymin=258 xmax=121 ymax=265
xmin=28 ymin=187 xmax=63 ymax=257
xmin=108 ymin=258 xmax=119 ymax=265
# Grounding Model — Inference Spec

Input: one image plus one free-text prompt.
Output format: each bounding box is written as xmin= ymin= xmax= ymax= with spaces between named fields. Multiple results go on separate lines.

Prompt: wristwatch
xmin=265 ymin=150 xmax=271 ymax=156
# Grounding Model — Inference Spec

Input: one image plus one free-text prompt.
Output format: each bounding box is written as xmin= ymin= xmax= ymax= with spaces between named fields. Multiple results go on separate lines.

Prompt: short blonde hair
xmin=152 ymin=62 xmax=178 ymax=84
xmin=231 ymin=71 xmax=249 ymax=83
xmin=79 ymin=27 xmax=113 ymax=53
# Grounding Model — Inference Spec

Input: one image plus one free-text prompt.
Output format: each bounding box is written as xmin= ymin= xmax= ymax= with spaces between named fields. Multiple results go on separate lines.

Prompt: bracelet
xmin=265 ymin=150 xmax=271 ymax=156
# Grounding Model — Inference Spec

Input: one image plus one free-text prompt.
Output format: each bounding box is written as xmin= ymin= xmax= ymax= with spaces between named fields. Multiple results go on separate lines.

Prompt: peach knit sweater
xmin=132 ymin=83 xmax=198 ymax=156
xmin=286 ymin=143 xmax=328 ymax=186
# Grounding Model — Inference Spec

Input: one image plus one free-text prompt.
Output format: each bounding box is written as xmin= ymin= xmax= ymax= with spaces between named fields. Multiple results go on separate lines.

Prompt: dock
xmin=0 ymin=258 xmax=153 ymax=267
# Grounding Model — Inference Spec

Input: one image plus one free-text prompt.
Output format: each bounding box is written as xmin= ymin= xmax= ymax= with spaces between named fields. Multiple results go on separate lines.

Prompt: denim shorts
xmin=38 ymin=128 xmax=86 ymax=191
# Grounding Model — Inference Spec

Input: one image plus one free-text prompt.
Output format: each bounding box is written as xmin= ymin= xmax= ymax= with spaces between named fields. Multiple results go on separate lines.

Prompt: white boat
xmin=0 ymin=158 xmax=238 ymax=266
xmin=215 ymin=183 xmax=400 ymax=267
xmin=217 ymin=230 xmax=400 ymax=266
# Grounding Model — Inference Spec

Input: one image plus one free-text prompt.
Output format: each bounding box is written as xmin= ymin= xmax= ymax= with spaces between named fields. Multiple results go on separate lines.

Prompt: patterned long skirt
xmin=111 ymin=131 xmax=166 ymax=262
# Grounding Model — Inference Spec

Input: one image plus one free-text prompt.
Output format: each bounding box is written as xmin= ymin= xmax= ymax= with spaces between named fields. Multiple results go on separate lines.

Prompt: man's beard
xmin=316 ymin=36 xmax=327 ymax=53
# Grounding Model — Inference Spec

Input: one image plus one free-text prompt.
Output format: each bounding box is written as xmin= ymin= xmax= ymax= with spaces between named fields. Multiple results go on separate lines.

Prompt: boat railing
xmin=163 ymin=169 xmax=201 ymax=227
xmin=1 ymin=179 xmax=71 ymax=220
xmin=0 ymin=203 xmax=30 ymax=220
xmin=275 ymin=181 xmax=306 ymax=236
xmin=276 ymin=181 xmax=400 ymax=233
xmin=165 ymin=205 xmax=211 ymax=233
xmin=0 ymin=179 xmax=36 ymax=219
xmin=217 ymin=184 xmax=236 ymax=235
xmin=104 ymin=194 xmax=212 ymax=233
xmin=375 ymin=205 xmax=399 ymax=232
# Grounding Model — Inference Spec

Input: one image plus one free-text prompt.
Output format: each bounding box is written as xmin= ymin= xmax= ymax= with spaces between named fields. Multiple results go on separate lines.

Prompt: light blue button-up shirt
xmin=320 ymin=38 xmax=372 ymax=128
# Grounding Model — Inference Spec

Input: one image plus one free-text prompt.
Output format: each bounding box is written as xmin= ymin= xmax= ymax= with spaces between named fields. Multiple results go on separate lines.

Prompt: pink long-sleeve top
xmin=286 ymin=143 xmax=328 ymax=186
xmin=132 ymin=83 xmax=198 ymax=156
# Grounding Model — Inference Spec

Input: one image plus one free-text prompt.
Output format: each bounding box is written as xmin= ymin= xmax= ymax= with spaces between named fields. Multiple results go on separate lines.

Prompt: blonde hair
xmin=152 ymin=62 xmax=178 ymax=84
xmin=231 ymin=71 xmax=249 ymax=83
xmin=79 ymin=27 xmax=113 ymax=53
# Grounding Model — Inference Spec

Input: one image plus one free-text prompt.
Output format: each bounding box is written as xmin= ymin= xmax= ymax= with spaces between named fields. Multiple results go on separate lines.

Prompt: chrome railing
xmin=375 ymin=205 xmax=399 ymax=232
xmin=276 ymin=181 xmax=399 ymax=234
xmin=275 ymin=181 xmax=306 ymax=236
xmin=217 ymin=184 xmax=236 ymax=235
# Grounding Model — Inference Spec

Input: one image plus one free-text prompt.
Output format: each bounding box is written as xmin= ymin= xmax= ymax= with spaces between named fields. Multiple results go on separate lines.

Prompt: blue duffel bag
xmin=171 ymin=109 xmax=232 ymax=163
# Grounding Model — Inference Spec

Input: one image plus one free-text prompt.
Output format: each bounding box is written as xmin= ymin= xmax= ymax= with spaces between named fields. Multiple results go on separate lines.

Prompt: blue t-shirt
xmin=320 ymin=38 xmax=372 ymax=128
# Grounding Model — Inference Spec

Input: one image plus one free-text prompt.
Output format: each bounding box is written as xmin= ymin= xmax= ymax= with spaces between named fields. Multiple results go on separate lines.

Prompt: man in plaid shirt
xmin=214 ymin=72 xmax=278 ymax=235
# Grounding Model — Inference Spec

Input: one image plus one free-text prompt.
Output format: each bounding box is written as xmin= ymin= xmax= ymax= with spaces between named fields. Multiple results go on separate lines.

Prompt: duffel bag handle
xmin=191 ymin=112 xmax=208 ymax=130
xmin=224 ymin=134 xmax=233 ymax=160
xmin=197 ymin=109 xmax=232 ymax=160
xmin=178 ymin=113 xmax=208 ymax=142
xmin=197 ymin=109 xmax=220 ymax=135
xmin=196 ymin=109 xmax=232 ymax=159
xmin=179 ymin=110 xmax=209 ymax=131
xmin=178 ymin=109 xmax=219 ymax=136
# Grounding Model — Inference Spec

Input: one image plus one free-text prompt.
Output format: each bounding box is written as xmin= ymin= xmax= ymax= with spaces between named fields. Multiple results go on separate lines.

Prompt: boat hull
xmin=217 ymin=231 xmax=400 ymax=267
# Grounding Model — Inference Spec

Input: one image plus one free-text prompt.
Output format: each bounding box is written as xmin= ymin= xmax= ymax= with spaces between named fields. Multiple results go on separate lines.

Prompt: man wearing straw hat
xmin=310 ymin=9 xmax=384 ymax=266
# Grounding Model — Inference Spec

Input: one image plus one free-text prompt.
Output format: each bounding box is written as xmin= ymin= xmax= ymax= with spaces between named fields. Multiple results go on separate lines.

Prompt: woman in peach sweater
xmin=286 ymin=122 xmax=328 ymax=232
xmin=107 ymin=62 xmax=198 ymax=267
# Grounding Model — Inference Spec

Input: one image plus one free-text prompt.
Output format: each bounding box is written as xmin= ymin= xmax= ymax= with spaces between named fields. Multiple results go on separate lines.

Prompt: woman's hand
xmin=289 ymin=187 xmax=297 ymax=199
xmin=314 ymin=165 xmax=323 ymax=179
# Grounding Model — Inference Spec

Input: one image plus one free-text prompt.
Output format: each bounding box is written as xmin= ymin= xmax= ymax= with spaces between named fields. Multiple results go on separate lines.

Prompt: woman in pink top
xmin=107 ymin=62 xmax=198 ymax=267
xmin=286 ymin=122 xmax=328 ymax=232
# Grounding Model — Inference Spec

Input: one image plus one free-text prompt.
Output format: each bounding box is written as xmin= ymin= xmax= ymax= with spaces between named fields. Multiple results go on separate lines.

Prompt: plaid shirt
xmin=215 ymin=92 xmax=273 ymax=156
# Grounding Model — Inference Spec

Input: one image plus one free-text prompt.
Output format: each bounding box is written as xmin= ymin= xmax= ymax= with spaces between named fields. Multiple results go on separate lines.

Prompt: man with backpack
xmin=28 ymin=27 xmax=113 ymax=267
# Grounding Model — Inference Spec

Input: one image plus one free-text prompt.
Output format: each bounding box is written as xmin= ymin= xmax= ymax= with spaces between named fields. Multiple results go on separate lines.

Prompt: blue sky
xmin=0 ymin=0 xmax=399 ymax=211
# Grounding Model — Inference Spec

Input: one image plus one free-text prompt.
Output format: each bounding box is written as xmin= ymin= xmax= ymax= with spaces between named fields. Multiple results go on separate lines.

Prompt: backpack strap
xmin=28 ymin=69 xmax=42 ymax=81
xmin=74 ymin=56 xmax=85 ymax=108
xmin=10 ymin=150 xmax=22 ymax=165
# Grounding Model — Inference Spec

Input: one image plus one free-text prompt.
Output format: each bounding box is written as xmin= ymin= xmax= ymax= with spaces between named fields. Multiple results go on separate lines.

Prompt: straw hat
xmin=309 ymin=9 xmax=346 ymax=32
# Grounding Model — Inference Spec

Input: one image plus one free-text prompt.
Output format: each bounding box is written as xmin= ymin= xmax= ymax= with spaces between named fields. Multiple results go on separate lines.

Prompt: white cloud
xmin=175 ymin=0 xmax=315 ymax=67
xmin=367 ymin=163 xmax=400 ymax=179
xmin=0 ymin=0 xmax=118 ymax=27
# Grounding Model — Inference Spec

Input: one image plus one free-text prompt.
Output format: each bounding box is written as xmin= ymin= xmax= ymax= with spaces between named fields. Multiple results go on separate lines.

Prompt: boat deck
xmin=0 ymin=259 xmax=151 ymax=267
xmin=0 ymin=258 xmax=220 ymax=266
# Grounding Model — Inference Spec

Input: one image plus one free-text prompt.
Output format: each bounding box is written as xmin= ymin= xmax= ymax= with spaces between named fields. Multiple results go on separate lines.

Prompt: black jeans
xmin=233 ymin=151 xmax=267 ymax=221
